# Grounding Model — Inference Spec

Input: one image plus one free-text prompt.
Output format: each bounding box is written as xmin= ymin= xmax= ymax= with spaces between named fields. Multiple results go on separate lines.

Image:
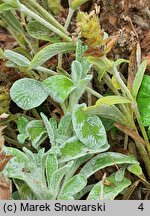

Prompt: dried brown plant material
xmin=0 ymin=175 xmax=12 ymax=200
xmin=114 ymin=122 xmax=146 ymax=147
xmin=128 ymin=43 xmax=141 ymax=90
xmin=0 ymin=152 xmax=13 ymax=172
xmin=141 ymin=30 xmax=150 ymax=53
xmin=83 ymin=35 xmax=119 ymax=58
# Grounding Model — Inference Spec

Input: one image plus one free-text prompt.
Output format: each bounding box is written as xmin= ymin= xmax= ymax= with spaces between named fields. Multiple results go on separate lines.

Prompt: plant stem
xmin=58 ymin=8 xmax=75 ymax=67
xmin=103 ymin=73 xmax=133 ymax=123
xmin=111 ymin=66 xmax=133 ymax=101
xmin=37 ymin=66 xmax=57 ymax=76
xmin=31 ymin=108 xmax=40 ymax=119
xmin=135 ymin=141 xmax=150 ymax=177
xmin=85 ymin=87 xmax=103 ymax=98
xmin=64 ymin=8 xmax=75 ymax=30
xmin=18 ymin=3 xmax=72 ymax=42
xmin=5 ymin=136 xmax=23 ymax=149
xmin=124 ymin=134 xmax=128 ymax=150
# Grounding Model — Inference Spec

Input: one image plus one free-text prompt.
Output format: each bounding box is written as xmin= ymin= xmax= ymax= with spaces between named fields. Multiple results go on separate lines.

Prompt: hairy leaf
xmin=29 ymin=43 xmax=75 ymax=69
xmin=42 ymin=75 xmax=74 ymax=103
xmin=4 ymin=50 xmax=30 ymax=67
xmin=26 ymin=120 xmax=47 ymax=149
xmin=60 ymin=174 xmax=87 ymax=197
xmin=40 ymin=113 xmax=55 ymax=147
xmin=87 ymin=173 xmax=131 ymax=200
xmin=132 ymin=60 xmax=147 ymax=98
xmin=46 ymin=154 xmax=58 ymax=188
xmin=84 ymin=104 xmax=128 ymax=125
xmin=96 ymin=96 xmax=132 ymax=105
xmin=69 ymin=75 xmax=92 ymax=108
xmin=26 ymin=20 xmax=60 ymax=42
xmin=59 ymin=136 xmax=110 ymax=163
xmin=137 ymin=75 xmax=150 ymax=126
xmin=80 ymin=152 xmax=138 ymax=178
xmin=50 ymin=161 xmax=74 ymax=198
xmin=10 ymin=78 xmax=48 ymax=110
xmin=71 ymin=60 xmax=82 ymax=83
xmin=72 ymin=104 xmax=107 ymax=148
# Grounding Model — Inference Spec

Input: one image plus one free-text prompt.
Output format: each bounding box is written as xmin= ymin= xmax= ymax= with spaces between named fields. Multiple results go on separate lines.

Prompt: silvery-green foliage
xmin=57 ymin=113 xmax=72 ymax=138
xmin=80 ymin=152 xmax=139 ymax=179
xmin=26 ymin=120 xmax=47 ymax=149
xmin=40 ymin=112 xmax=56 ymax=148
xmin=42 ymin=75 xmax=75 ymax=103
xmin=1 ymin=10 xmax=23 ymax=32
xmin=26 ymin=20 xmax=60 ymax=43
xmin=10 ymin=78 xmax=48 ymax=110
xmin=3 ymin=147 xmax=53 ymax=199
xmin=76 ymin=40 xmax=92 ymax=78
xmin=69 ymin=75 xmax=92 ymax=108
xmin=4 ymin=145 xmax=140 ymax=200
xmin=29 ymin=43 xmax=76 ymax=69
xmin=59 ymin=136 xmax=109 ymax=163
xmin=87 ymin=173 xmax=131 ymax=200
xmin=17 ymin=116 xmax=29 ymax=144
xmin=71 ymin=60 xmax=82 ymax=83
xmin=46 ymin=154 xmax=58 ymax=188
xmin=59 ymin=174 xmax=87 ymax=199
xmin=72 ymin=103 xmax=107 ymax=148
xmin=4 ymin=50 xmax=30 ymax=67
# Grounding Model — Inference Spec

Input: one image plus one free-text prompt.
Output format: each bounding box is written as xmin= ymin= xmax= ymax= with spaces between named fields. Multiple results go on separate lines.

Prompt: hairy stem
xmin=111 ymin=66 xmax=133 ymax=101
xmin=58 ymin=8 xmax=75 ymax=67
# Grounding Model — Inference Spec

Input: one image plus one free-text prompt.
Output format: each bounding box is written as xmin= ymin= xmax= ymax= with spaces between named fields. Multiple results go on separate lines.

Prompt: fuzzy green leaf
xmin=29 ymin=43 xmax=75 ymax=69
xmin=87 ymin=173 xmax=131 ymax=200
xmin=132 ymin=60 xmax=147 ymax=98
xmin=60 ymin=174 xmax=87 ymax=197
xmin=26 ymin=120 xmax=47 ymax=149
xmin=42 ymin=75 xmax=74 ymax=103
xmin=115 ymin=167 xmax=126 ymax=182
xmin=50 ymin=161 xmax=74 ymax=198
xmin=40 ymin=112 xmax=55 ymax=147
xmin=72 ymin=104 xmax=107 ymax=148
xmin=4 ymin=50 xmax=30 ymax=67
xmin=59 ymin=136 xmax=109 ymax=163
xmin=17 ymin=134 xmax=28 ymax=145
xmin=17 ymin=116 xmax=29 ymax=134
xmin=3 ymin=147 xmax=29 ymax=179
xmin=137 ymin=75 xmax=150 ymax=126
xmin=0 ymin=3 xmax=17 ymax=12
xmin=84 ymin=104 xmax=128 ymax=125
xmin=127 ymin=164 xmax=142 ymax=176
xmin=80 ymin=152 xmax=138 ymax=178
xmin=69 ymin=75 xmax=92 ymax=107
xmin=26 ymin=20 xmax=60 ymax=42
xmin=71 ymin=60 xmax=82 ymax=83
xmin=76 ymin=40 xmax=92 ymax=77
xmin=46 ymin=154 xmax=58 ymax=188
xmin=58 ymin=113 xmax=72 ymax=138
xmin=96 ymin=96 xmax=132 ymax=105
xmin=10 ymin=78 xmax=48 ymax=110
xmin=2 ymin=10 xmax=23 ymax=32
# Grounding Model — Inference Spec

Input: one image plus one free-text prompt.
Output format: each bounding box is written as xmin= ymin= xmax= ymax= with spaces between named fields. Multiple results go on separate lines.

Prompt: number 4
xmin=138 ymin=203 xmax=144 ymax=211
